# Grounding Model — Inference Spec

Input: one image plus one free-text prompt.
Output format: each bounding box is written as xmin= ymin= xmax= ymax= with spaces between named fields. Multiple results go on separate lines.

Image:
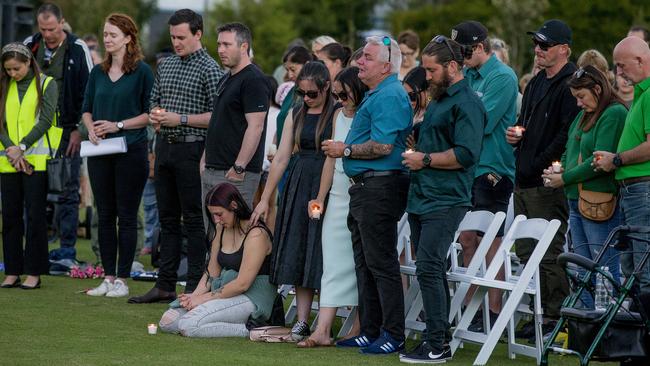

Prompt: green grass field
xmin=0 ymin=238 xmax=615 ymax=365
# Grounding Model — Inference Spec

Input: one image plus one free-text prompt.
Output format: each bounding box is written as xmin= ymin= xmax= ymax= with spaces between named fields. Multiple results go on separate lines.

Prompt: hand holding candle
xmin=552 ymin=161 xmax=562 ymax=173
xmin=310 ymin=202 xmax=322 ymax=220
xmin=405 ymin=148 xmax=415 ymax=155
xmin=514 ymin=126 xmax=524 ymax=137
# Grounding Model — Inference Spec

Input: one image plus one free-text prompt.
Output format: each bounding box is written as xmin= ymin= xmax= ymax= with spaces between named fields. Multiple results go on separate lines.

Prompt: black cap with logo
xmin=451 ymin=21 xmax=488 ymax=45
xmin=527 ymin=19 xmax=572 ymax=45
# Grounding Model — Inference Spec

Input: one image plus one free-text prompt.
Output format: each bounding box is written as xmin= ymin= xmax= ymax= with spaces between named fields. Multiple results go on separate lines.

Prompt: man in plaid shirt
xmin=129 ymin=9 xmax=224 ymax=304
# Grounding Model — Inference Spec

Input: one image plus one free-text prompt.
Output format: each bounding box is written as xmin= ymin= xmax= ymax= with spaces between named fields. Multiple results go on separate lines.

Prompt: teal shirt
xmin=276 ymin=87 xmax=297 ymax=144
xmin=82 ymin=61 xmax=154 ymax=145
xmin=343 ymin=74 xmax=412 ymax=177
xmin=407 ymin=79 xmax=486 ymax=214
xmin=464 ymin=54 xmax=517 ymax=182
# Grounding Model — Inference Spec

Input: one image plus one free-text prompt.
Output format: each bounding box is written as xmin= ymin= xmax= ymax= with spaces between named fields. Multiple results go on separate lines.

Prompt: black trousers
xmin=88 ymin=142 xmax=148 ymax=278
xmin=347 ymin=174 xmax=409 ymax=341
xmin=154 ymin=139 xmax=206 ymax=293
xmin=1 ymin=171 xmax=49 ymax=275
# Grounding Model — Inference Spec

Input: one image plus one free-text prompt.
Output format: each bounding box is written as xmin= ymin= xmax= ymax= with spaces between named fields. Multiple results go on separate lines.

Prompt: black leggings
xmin=88 ymin=141 xmax=148 ymax=278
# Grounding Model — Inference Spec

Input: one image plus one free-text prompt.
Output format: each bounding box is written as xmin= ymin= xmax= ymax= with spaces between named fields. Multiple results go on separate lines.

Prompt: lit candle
xmin=310 ymin=202 xmax=322 ymax=220
xmin=268 ymin=143 xmax=277 ymax=156
xmin=514 ymin=126 xmax=523 ymax=137
xmin=552 ymin=161 xmax=562 ymax=173
xmin=148 ymin=323 xmax=158 ymax=335
xmin=405 ymin=148 xmax=415 ymax=154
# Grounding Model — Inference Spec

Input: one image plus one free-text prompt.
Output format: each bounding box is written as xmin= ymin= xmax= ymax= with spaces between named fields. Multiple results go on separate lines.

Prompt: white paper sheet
xmin=80 ymin=137 xmax=128 ymax=157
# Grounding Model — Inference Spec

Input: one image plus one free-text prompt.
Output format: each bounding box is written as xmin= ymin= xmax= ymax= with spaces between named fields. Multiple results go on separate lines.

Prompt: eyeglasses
xmin=383 ymin=36 xmax=392 ymax=64
xmin=295 ymin=88 xmax=320 ymax=99
xmin=401 ymin=50 xmax=416 ymax=57
xmin=533 ymin=39 xmax=558 ymax=52
xmin=331 ymin=91 xmax=348 ymax=101
xmin=432 ymin=35 xmax=457 ymax=61
xmin=407 ymin=91 xmax=419 ymax=102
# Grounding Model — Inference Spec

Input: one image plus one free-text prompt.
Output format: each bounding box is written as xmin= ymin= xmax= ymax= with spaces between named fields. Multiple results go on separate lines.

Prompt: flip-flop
xmin=296 ymin=338 xmax=334 ymax=348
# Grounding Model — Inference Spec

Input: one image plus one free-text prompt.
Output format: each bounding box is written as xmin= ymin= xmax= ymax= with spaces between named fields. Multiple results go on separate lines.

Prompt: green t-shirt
xmin=406 ymin=79 xmax=486 ymax=214
xmin=561 ymin=103 xmax=627 ymax=199
xmin=616 ymin=77 xmax=650 ymax=180
xmin=36 ymin=38 xmax=67 ymax=95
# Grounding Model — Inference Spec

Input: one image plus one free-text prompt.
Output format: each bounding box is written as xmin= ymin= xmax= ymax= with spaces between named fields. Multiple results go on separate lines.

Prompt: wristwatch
xmin=18 ymin=143 xmax=27 ymax=152
xmin=233 ymin=164 xmax=245 ymax=174
xmin=180 ymin=115 xmax=189 ymax=126
xmin=343 ymin=145 xmax=352 ymax=157
xmin=116 ymin=121 xmax=124 ymax=130
xmin=422 ymin=153 xmax=432 ymax=168
xmin=613 ymin=153 xmax=623 ymax=168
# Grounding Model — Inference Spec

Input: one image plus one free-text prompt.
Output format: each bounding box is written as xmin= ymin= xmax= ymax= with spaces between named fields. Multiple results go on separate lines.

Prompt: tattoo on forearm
xmin=351 ymin=140 xmax=393 ymax=159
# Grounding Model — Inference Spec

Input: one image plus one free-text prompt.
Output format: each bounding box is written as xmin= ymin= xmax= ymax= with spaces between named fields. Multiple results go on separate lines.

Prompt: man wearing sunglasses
xmin=506 ymin=19 xmax=580 ymax=340
xmin=322 ymin=36 xmax=411 ymax=355
xmin=451 ymin=21 xmax=518 ymax=333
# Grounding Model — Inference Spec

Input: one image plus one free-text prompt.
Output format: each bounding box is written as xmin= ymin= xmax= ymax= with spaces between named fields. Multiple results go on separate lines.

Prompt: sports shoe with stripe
xmin=335 ymin=333 xmax=376 ymax=348
xmin=360 ymin=330 xmax=404 ymax=354
xmin=399 ymin=341 xmax=452 ymax=363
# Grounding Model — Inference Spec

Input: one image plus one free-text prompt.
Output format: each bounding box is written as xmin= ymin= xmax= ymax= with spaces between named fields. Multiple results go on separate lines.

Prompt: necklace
xmin=44 ymin=39 xmax=64 ymax=67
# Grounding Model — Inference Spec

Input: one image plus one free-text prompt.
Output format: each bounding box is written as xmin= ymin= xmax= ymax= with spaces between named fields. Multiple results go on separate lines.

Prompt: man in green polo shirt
xmin=399 ymin=35 xmax=485 ymax=364
xmin=451 ymin=21 xmax=518 ymax=332
xmin=593 ymin=36 xmax=650 ymax=294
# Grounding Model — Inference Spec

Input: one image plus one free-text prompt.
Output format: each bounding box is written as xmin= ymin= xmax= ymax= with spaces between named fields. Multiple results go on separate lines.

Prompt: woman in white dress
xmin=298 ymin=67 xmax=368 ymax=347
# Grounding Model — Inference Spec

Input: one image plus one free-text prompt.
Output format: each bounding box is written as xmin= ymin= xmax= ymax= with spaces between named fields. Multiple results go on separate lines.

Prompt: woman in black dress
xmin=252 ymin=62 xmax=335 ymax=340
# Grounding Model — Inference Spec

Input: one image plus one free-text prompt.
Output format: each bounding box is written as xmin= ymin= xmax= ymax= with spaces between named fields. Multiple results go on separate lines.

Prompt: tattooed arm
xmin=350 ymin=140 xmax=394 ymax=160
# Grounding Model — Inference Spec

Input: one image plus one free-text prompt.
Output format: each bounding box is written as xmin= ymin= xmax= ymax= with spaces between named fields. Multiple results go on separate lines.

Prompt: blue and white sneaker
xmin=335 ymin=333 xmax=376 ymax=348
xmin=360 ymin=330 xmax=404 ymax=354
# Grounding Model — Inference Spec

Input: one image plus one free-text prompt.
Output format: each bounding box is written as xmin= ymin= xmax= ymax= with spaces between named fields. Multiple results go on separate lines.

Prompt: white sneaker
xmin=106 ymin=279 xmax=129 ymax=297
xmin=87 ymin=279 xmax=113 ymax=296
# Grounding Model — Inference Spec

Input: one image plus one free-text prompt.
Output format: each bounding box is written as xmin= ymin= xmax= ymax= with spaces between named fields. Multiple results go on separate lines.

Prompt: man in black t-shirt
xmin=202 ymin=22 xmax=270 ymax=207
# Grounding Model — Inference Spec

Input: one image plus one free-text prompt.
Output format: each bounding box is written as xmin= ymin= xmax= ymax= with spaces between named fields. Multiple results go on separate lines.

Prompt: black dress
xmin=270 ymin=111 xmax=333 ymax=289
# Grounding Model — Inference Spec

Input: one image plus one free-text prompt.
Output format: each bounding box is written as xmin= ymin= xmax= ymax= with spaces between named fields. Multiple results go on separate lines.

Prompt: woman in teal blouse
xmin=81 ymin=13 xmax=153 ymax=298
xmin=542 ymin=65 xmax=627 ymax=309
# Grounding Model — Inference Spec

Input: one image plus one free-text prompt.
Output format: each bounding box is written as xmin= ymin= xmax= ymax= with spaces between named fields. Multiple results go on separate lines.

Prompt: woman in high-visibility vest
xmin=82 ymin=14 xmax=152 ymax=298
xmin=0 ymin=43 xmax=60 ymax=289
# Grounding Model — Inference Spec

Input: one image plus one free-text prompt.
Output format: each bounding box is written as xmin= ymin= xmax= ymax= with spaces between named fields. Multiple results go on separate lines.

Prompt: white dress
xmin=319 ymin=111 xmax=358 ymax=307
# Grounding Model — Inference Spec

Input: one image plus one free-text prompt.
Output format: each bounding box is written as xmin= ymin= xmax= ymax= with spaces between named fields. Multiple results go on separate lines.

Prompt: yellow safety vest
xmin=0 ymin=75 xmax=62 ymax=173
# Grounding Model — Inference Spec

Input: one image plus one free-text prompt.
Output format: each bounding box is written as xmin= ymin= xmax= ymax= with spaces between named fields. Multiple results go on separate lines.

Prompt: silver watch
xmin=116 ymin=121 xmax=124 ymax=130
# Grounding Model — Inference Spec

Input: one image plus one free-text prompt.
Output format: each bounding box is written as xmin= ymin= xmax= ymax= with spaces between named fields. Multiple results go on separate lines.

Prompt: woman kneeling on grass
xmin=159 ymin=183 xmax=277 ymax=337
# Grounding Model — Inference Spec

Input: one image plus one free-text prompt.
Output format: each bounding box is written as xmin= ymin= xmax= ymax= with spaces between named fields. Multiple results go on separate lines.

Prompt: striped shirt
xmin=150 ymin=48 xmax=224 ymax=137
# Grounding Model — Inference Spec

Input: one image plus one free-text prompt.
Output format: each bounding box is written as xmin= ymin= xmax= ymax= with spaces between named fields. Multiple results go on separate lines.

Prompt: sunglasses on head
xmin=432 ymin=35 xmax=457 ymax=61
xmin=408 ymin=91 xmax=419 ymax=102
xmin=574 ymin=68 xmax=596 ymax=81
xmin=533 ymin=38 xmax=558 ymax=52
xmin=382 ymin=36 xmax=392 ymax=64
xmin=295 ymin=88 xmax=320 ymax=99
xmin=331 ymin=91 xmax=348 ymax=101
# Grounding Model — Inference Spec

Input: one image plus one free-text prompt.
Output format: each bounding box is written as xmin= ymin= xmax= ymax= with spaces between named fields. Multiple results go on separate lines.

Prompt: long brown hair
xmin=101 ymin=13 xmax=143 ymax=74
xmin=0 ymin=49 xmax=43 ymax=135
xmin=567 ymin=65 xmax=626 ymax=132
xmin=293 ymin=62 xmax=335 ymax=151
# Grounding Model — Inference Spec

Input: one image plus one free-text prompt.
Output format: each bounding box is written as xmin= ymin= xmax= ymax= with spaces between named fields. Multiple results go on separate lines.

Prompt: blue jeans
xmin=568 ymin=199 xmax=622 ymax=309
xmin=619 ymin=181 xmax=650 ymax=295
xmin=143 ymin=178 xmax=159 ymax=249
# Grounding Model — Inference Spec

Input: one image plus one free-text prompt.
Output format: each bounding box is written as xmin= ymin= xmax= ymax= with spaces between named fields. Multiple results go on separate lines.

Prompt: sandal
xmin=297 ymin=338 xmax=334 ymax=348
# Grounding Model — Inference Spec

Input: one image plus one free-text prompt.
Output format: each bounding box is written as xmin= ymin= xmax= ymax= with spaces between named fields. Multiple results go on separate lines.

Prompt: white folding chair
xmin=451 ymin=216 xmax=561 ymax=366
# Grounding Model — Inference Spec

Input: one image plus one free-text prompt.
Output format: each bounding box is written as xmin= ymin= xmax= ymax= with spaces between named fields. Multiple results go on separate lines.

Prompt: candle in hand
xmin=310 ymin=202 xmax=322 ymax=220
xmin=552 ymin=161 xmax=562 ymax=173
xmin=268 ymin=143 xmax=277 ymax=156
xmin=514 ymin=126 xmax=523 ymax=137
xmin=148 ymin=323 xmax=158 ymax=335
xmin=405 ymin=149 xmax=415 ymax=154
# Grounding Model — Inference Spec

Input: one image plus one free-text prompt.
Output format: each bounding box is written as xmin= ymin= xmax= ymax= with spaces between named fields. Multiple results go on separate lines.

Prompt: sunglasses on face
xmin=295 ymin=88 xmax=320 ymax=99
xmin=383 ymin=36 xmax=392 ymax=64
xmin=331 ymin=91 xmax=348 ymax=101
xmin=408 ymin=91 xmax=419 ymax=102
xmin=432 ymin=35 xmax=457 ymax=60
xmin=533 ymin=39 xmax=558 ymax=52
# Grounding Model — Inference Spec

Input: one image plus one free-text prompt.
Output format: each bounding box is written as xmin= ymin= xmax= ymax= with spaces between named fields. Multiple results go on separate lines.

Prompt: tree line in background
xmin=28 ymin=0 xmax=650 ymax=77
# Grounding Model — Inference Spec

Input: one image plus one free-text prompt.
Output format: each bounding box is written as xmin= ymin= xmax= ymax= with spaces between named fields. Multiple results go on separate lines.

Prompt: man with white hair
xmin=323 ymin=35 xmax=412 ymax=354
xmin=594 ymin=36 xmax=650 ymax=295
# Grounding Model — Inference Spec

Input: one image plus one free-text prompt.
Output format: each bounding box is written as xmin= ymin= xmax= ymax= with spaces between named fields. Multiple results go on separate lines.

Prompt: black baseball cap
xmin=451 ymin=21 xmax=488 ymax=45
xmin=527 ymin=19 xmax=572 ymax=45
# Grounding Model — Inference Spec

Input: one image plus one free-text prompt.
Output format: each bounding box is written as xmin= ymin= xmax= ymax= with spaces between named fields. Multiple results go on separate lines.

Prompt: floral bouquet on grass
xmin=70 ymin=265 xmax=105 ymax=279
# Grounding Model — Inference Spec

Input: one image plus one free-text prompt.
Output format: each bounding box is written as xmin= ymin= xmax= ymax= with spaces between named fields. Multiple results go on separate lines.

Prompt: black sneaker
xmin=515 ymin=320 xmax=535 ymax=339
xmin=468 ymin=310 xmax=499 ymax=333
xmin=290 ymin=320 xmax=311 ymax=341
xmin=527 ymin=321 xmax=557 ymax=344
xmin=399 ymin=341 xmax=451 ymax=364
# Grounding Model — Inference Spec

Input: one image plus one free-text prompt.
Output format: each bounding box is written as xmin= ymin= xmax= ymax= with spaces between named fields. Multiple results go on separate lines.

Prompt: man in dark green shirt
xmin=399 ymin=36 xmax=485 ymax=364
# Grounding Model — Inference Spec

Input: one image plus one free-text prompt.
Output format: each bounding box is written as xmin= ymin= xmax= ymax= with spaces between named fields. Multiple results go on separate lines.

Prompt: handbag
xmin=576 ymin=154 xmax=616 ymax=221
xmin=44 ymin=130 xmax=70 ymax=195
